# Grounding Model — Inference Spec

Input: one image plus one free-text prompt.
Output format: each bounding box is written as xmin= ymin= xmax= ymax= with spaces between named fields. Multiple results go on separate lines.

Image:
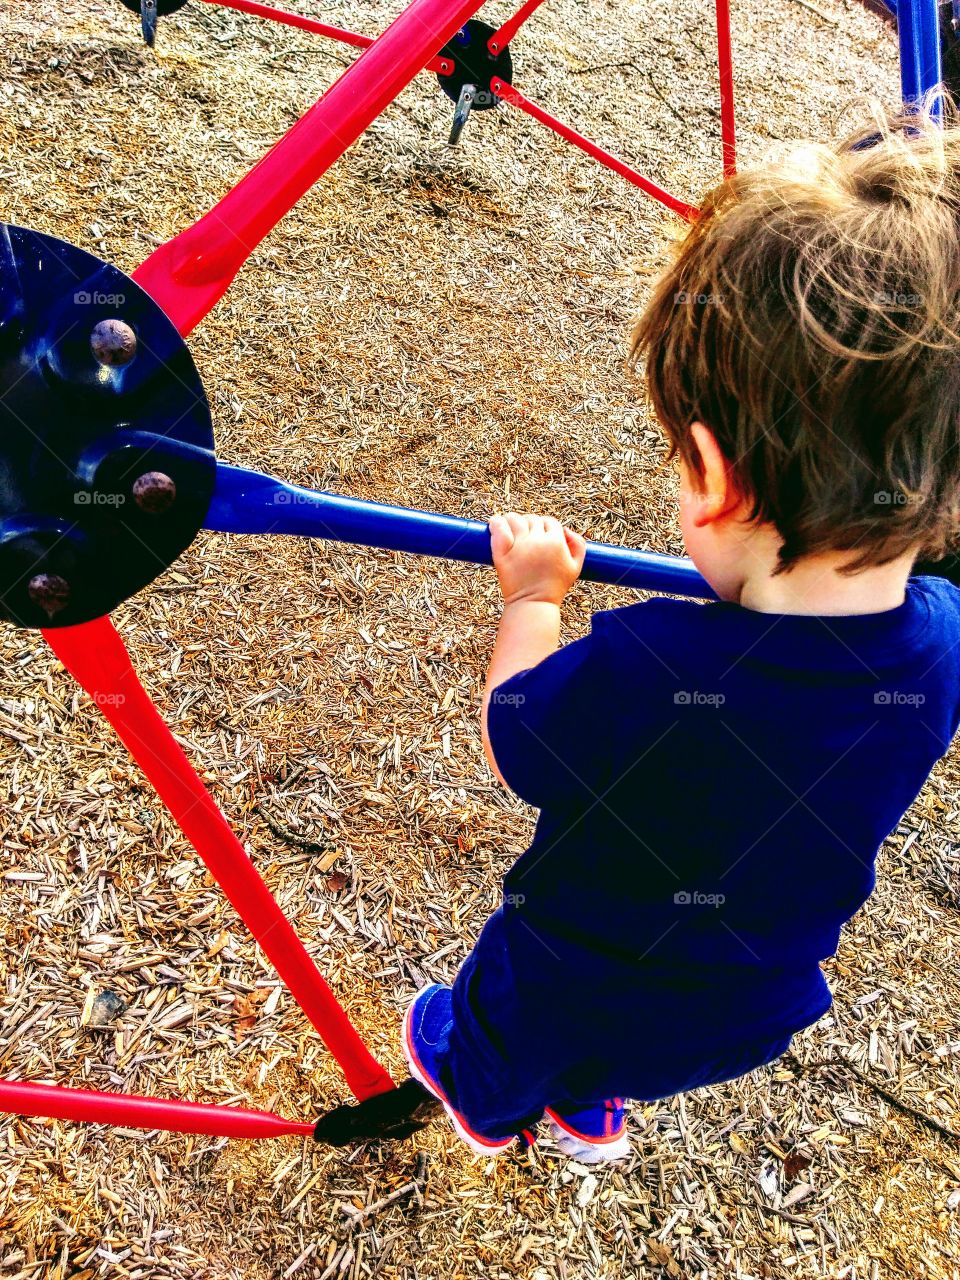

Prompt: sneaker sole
xmin=545 ymin=1107 xmax=631 ymax=1163
xmin=402 ymin=996 xmax=513 ymax=1157
xmin=549 ymin=1126 xmax=632 ymax=1164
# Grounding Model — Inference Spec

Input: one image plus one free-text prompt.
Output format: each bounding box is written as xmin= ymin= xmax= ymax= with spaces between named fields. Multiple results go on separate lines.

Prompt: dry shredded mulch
xmin=1 ymin=1 xmax=959 ymax=1277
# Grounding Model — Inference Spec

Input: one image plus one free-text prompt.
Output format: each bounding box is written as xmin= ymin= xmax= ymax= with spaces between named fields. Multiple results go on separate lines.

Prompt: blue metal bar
xmin=896 ymin=0 xmax=943 ymax=105
xmin=205 ymin=464 xmax=715 ymax=599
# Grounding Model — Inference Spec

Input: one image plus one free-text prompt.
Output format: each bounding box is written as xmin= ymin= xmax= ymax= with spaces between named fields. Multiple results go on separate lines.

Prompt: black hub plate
xmin=437 ymin=19 xmax=513 ymax=111
xmin=118 ymin=0 xmax=190 ymax=14
xmin=0 ymin=224 xmax=215 ymax=629
xmin=118 ymin=0 xmax=191 ymax=45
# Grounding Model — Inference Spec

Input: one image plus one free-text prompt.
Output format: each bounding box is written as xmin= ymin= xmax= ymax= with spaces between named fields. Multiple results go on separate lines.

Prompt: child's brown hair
xmin=630 ymin=102 xmax=960 ymax=571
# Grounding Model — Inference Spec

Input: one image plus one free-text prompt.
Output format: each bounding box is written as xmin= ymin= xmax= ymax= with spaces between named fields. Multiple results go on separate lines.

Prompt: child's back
xmin=403 ymin=104 xmax=960 ymax=1160
xmin=488 ymin=578 xmax=960 ymax=1076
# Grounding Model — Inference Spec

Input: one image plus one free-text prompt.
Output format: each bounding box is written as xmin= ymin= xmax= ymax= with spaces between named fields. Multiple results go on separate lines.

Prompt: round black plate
xmin=0 ymin=224 xmax=215 ymax=628
xmin=118 ymin=0 xmax=190 ymax=14
xmin=437 ymin=19 xmax=513 ymax=111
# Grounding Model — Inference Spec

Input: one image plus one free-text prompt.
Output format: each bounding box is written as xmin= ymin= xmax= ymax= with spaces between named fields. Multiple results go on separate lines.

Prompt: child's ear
xmin=688 ymin=422 xmax=741 ymax=527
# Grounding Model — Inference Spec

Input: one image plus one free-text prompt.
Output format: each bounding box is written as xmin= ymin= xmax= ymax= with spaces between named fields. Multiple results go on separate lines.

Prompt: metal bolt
xmin=132 ymin=470 xmax=177 ymax=514
xmin=28 ymin=573 xmax=71 ymax=618
xmin=490 ymin=41 xmax=499 ymax=51
xmin=90 ymin=318 xmax=137 ymax=367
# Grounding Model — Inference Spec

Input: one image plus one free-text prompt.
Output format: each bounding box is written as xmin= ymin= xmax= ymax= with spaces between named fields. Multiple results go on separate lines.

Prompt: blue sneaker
xmin=546 ymin=1098 xmax=632 ymax=1164
xmin=402 ymin=984 xmax=514 ymax=1155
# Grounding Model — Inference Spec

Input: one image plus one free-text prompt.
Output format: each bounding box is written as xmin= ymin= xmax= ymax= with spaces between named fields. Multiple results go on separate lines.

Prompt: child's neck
xmin=735 ymin=531 xmax=916 ymax=617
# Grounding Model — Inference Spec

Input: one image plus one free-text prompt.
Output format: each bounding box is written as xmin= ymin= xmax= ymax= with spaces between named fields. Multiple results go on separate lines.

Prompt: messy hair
xmin=630 ymin=100 xmax=960 ymax=571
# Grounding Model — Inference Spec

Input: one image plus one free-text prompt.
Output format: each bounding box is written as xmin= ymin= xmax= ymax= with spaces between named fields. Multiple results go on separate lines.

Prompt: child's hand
xmin=489 ymin=513 xmax=587 ymax=607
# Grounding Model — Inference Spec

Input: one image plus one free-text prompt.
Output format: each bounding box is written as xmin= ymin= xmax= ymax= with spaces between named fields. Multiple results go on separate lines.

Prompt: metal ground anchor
xmin=118 ymin=0 xmax=192 ymax=47
xmin=448 ymin=82 xmax=477 ymax=145
xmin=141 ymin=0 xmax=158 ymax=46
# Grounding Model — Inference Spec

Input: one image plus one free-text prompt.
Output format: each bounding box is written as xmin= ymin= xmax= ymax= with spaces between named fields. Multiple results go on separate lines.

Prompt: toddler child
xmin=403 ymin=106 xmax=960 ymax=1162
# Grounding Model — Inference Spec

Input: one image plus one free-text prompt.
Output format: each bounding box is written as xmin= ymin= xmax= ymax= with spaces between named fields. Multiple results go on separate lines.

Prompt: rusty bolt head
xmin=132 ymin=471 xmax=177 ymax=514
xmin=90 ymin=318 xmax=137 ymax=367
xmin=28 ymin=573 xmax=71 ymax=618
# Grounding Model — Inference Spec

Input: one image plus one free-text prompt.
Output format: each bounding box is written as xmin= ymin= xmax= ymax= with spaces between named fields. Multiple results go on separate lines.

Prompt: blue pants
xmin=436 ymin=909 xmax=802 ymax=1141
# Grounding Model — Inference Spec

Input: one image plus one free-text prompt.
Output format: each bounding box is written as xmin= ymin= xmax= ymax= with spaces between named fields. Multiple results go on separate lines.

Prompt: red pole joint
xmin=487 ymin=0 xmax=548 ymax=54
xmin=134 ymin=0 xmax=484 ymax=335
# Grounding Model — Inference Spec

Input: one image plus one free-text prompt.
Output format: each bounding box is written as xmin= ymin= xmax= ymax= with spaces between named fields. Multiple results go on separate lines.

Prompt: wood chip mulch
xmin=1 ymin=1 xmax=957 ymax=1277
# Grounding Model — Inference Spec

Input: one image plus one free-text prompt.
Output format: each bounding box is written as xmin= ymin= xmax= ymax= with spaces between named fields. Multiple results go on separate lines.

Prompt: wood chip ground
xmin=0 ymin=1 xmax=958 ymax=1277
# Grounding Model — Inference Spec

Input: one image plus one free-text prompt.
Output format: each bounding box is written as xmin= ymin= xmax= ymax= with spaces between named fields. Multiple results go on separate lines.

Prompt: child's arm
xmin=482 ymin=514 xmax=586 ymax=785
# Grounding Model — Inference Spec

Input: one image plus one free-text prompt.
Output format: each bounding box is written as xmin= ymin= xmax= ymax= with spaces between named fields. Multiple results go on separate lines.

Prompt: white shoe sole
xmin=547 ymin=1116 xmax=632 ymax=1164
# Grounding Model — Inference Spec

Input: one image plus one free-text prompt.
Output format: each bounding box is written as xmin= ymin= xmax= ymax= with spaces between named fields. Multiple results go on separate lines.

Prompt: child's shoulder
xmin=588 ymin=574 xmax=960 ymax=668
xmin=590 ymin=595 xmax=735 ymax=649
xmin=903 ymin=575 xmax=960 ymax=665
xmin=593 ymin=594 xmax=713 ymax=630
xmin=585 ymin=596 xmax=734 ymax=682
xmin=910 ymin=573 xmax=960 ymax=623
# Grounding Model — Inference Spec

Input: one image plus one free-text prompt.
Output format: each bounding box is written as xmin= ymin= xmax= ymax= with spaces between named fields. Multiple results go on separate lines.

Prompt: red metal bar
xmin=198 ymin=0 xmax=451 ymax=74
xmin=715 ymin=0 xmax=736 ymax=176
xmin=0 ymin=1079 xmax=315 ymax=1139
xmin=133 ymin=0 xmax=483 ymax=335
xmin=42 ymin=617 xmax=394 ymax=1103
xmin=490 ymin=79 xmax=698 ymax=220
xmin=487 ymin=0 xmax=547 ymax=53
xmin=201 ymin=0 xmax=375 ymax=51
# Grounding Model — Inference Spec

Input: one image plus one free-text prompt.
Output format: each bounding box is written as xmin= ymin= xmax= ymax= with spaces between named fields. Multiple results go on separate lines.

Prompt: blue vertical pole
xmin=896 ymin=0 xmax=943 ymax=107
